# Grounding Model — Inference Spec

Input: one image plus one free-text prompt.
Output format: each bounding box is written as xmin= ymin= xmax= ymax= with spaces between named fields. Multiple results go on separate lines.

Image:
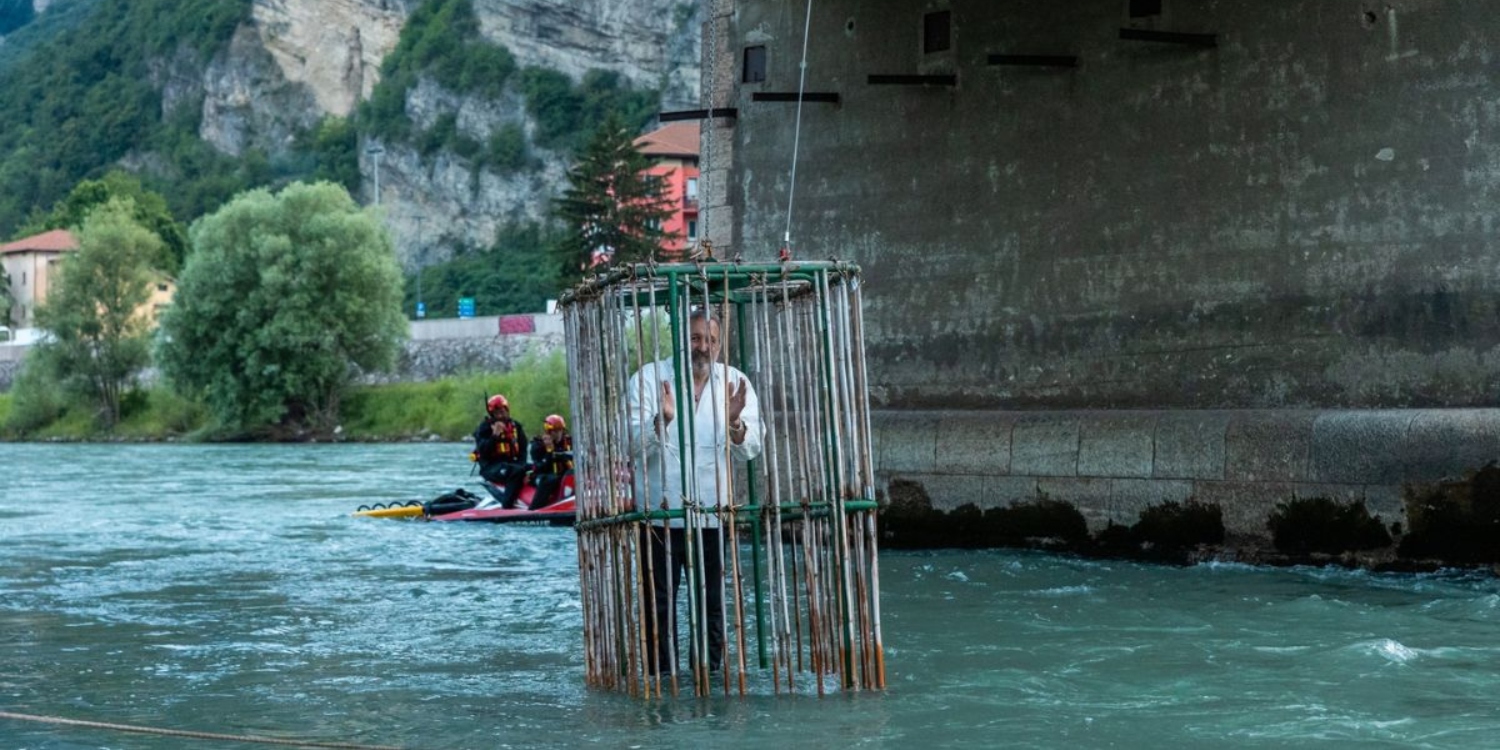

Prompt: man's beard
xmin=690 ymin=352 xmax=712 ymax=376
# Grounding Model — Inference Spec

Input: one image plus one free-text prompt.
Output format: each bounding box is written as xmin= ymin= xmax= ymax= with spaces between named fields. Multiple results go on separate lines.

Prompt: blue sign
xmin=458 ymin=297 xmax=475 ymax=319
xmin=416 ymin=301 xmax=426 ymax=319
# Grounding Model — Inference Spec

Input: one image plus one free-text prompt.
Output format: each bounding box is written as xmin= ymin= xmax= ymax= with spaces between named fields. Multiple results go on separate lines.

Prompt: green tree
xmin=157 ymin=181 xmax=406 ymax=433
xmin=0 ymin=0 xmax=252 ymax=237
xmin=33 ymin=198 xmax=161 ymax=427
xmin=298 ymin=115 xmax=361 ymax=194
xmin=0 ymin=0 xmax=34 ymax=36
xmin=22 ymin=170 xmax=189 ymax=273
xmin=407 ymin=222 xmax=564 ymax=318
xmin=553 ymin=113 xmax=671 ymax=281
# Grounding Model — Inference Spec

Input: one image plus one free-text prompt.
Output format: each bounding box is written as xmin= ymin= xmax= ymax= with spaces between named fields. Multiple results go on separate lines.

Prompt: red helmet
xmin=486 ymin=394 xmax=509 ymax=412
xmin=544 ymin=414 xmax=566 ymax=431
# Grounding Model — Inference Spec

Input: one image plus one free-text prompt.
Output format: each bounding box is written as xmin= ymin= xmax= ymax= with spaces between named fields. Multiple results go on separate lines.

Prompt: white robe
xmin=626 ymin=358 xmax=764 ymax=527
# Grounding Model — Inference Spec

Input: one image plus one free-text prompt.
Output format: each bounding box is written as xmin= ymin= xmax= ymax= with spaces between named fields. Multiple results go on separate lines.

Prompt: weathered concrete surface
xmin=713 ymin=2 xmax=1500 ymax=548
xmin=720 ymin=0 xmax=1500 ymax=411
xmin=875 ymin=409 xmax=1500 ymax=537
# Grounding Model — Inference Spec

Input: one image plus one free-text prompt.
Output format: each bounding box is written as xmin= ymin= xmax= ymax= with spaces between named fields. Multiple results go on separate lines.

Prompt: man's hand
xmin=658 ymin=380 xmax=675 ymax=426
xmin=727 ymin=377 xmax=749 ymax=425
xmin=490 ymin=421 xmax=505 ymax=436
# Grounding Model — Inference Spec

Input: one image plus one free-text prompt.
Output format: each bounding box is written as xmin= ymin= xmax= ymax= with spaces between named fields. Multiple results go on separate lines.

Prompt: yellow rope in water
xmin=0 ymin=710 xmax=404 ymax=750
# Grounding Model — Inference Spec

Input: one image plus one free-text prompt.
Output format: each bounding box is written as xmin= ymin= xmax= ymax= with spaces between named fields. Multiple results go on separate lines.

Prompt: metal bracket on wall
xmin=987 ymin=54 xmax=1078 ymax=68
xmin=751 ymin=92 xmax=841 ymax=104
xmin=659 ymin=108 xmax=739 ymax=123
xmin=866 ymin=74 xmax=958 ymax=86
xmin=1118 ymin=28 xmax=1217 ymax=47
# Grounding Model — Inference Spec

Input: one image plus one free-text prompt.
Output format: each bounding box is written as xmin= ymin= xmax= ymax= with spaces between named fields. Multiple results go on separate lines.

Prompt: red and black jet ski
xmin=427 ymin=470 xmax=576 ymax=526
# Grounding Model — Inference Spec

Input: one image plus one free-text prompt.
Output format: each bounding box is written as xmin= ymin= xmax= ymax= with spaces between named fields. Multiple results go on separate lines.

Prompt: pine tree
xmin=553 ymin=113 xmax=671 ymax=281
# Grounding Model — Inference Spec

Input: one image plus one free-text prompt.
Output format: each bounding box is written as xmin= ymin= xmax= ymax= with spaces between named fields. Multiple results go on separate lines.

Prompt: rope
xmin=0 ymin=710 xmax=404 ymax=750
xmin=700 ymin=0 xmax=718 ymax=253
xmin=783 ymin=0 xmax=815 ymax=255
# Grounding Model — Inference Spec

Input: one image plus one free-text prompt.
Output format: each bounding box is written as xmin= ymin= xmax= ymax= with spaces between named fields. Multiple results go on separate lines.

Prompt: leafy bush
xmin=1132 ymin=500 xmax=1224 ymax=552
xmin=1398 ymin=463 xmax=1500 ymax=564
xmin=110 ymin=387 xmax=210 ymax=438
xmin=520 ymin=67 xmax=658 ymax=153
xmin=985 ymin=497 xmax=1089 ymax=547
xmin=487 ymin=123 xmax=529 ymax=172
xmin=3 ymin=345 xmax=69 ymax=435
xmin=1267 ymin=496 xmax=1391 ymax=555
xmin=340 ymin=349 xmax=569 ymax=440
xmin=157 ymin=181 xmax=406 ymax=432
xmin=877 ymin=478 xmax=947 ymax=549
xmin=299 ymin=116 xmax=360 ymax=193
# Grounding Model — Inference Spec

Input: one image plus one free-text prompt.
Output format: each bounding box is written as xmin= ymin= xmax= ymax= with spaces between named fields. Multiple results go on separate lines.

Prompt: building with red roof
xmin=634 ymin=121 xmax=701 ymax=260
xmin=1 ymin=229 xmax=78 ymax=328
xmin=0 ymin=228 xmax=174 ymax=333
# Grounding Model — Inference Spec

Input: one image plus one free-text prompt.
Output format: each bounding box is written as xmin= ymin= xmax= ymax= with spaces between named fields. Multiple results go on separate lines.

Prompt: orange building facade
xmin=1 ymin=229 xmax=78 ymax=328
xmin=633 ymin=121 xmax=701 ymax=260
xmin=0 ymin=228 xmax=174 ymax=332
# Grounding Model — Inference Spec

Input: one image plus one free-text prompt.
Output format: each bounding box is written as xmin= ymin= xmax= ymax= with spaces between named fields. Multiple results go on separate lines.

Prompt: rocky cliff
xmin=204 ymin=0 xmax=700 ymax=267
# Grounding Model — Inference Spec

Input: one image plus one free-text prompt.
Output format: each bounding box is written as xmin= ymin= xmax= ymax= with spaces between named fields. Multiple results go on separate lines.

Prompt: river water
xmin=3 ymin=443 xmax=1499 ymax=749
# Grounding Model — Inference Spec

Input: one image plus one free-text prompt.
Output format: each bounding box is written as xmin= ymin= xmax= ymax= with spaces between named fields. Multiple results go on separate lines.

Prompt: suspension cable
xmin=783 ymin=0 xmax=815 ymax=255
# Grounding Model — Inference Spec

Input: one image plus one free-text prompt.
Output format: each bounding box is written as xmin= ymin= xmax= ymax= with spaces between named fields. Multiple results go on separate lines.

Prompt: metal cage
xmin=561 ymin=260 xmax=884 ymax=697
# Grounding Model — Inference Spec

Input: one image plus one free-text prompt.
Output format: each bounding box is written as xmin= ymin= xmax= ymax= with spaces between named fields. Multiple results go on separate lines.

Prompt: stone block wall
xmin=874 ymin=408 xmax=1500 ymax=539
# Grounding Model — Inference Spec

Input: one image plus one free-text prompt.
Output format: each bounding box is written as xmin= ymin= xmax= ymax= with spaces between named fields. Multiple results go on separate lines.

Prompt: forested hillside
xmin=0 ymin=0 xmax=671 ymax=315
xmin=0 ymin=0 xmax=255 ymax=236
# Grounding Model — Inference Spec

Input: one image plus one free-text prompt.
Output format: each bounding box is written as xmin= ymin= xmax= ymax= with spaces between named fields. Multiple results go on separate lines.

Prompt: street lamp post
xmin=366 ymin=144 xmax=385 ymax=206
xmin=414 ymin=215 xmax=425 ymax=319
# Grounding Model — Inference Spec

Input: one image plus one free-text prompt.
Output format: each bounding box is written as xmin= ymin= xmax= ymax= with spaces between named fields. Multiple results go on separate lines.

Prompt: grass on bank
xmin=0 ymin=349 xmax=570 ymax=442
xmin=341 ymin=350 xmax=570 ymax=440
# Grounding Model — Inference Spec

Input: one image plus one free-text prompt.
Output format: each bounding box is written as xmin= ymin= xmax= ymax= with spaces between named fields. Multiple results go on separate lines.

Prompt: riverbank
xmin=8 ymin=381 xmax=1500 ymax=575
xmin=0 ymin=351 xmax=569 ymax=443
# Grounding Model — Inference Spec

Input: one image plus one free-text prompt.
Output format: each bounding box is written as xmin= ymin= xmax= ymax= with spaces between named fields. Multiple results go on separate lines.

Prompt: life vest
xmin=492 ymin=421 xmax=520 ymax=459
xmin=541 ymin=435 xmax=574 ymax=474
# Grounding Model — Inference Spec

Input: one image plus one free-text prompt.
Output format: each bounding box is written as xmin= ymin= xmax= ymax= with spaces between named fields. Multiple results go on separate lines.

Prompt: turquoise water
xmin=2 ymin=443 xmax=1498 ymax=749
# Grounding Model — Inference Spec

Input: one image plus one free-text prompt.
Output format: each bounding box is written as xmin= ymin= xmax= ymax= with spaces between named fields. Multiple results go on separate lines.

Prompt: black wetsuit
xmin=528 ymin=434 xmax=573 ymax=510
xmin=473 ymin=416 xmax=527 ymax=508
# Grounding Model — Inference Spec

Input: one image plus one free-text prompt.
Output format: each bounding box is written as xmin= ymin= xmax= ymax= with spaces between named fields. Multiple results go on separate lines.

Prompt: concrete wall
xmin=875 ymin=408 xmax=1500 ymax=537
xmin=716 ymin=1 xmax=1500 ymax=541
xmin=723 ymin=0 xmax=1500 ymax=410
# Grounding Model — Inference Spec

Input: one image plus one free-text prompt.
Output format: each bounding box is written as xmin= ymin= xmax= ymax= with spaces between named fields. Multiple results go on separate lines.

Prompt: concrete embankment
xmin=874 ymin=408 xmax=1500 ymax=564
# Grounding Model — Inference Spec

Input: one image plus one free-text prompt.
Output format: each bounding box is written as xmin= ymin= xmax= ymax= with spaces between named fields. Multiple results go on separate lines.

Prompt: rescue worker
xmin=472 ymin=394 xmax=528 ymax=508
xmin=528 ymin=414 xmax=574 ymax=510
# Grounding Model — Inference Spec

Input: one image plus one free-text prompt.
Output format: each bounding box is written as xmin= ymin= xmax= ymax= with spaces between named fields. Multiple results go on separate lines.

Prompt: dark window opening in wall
xmin=923 ymin=10 xmax=951 ymax=54
xmin=1129 ymin=0 xmax=1162 ymax=17
xmin=743 ymin=45 xmax=766 ymax=83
